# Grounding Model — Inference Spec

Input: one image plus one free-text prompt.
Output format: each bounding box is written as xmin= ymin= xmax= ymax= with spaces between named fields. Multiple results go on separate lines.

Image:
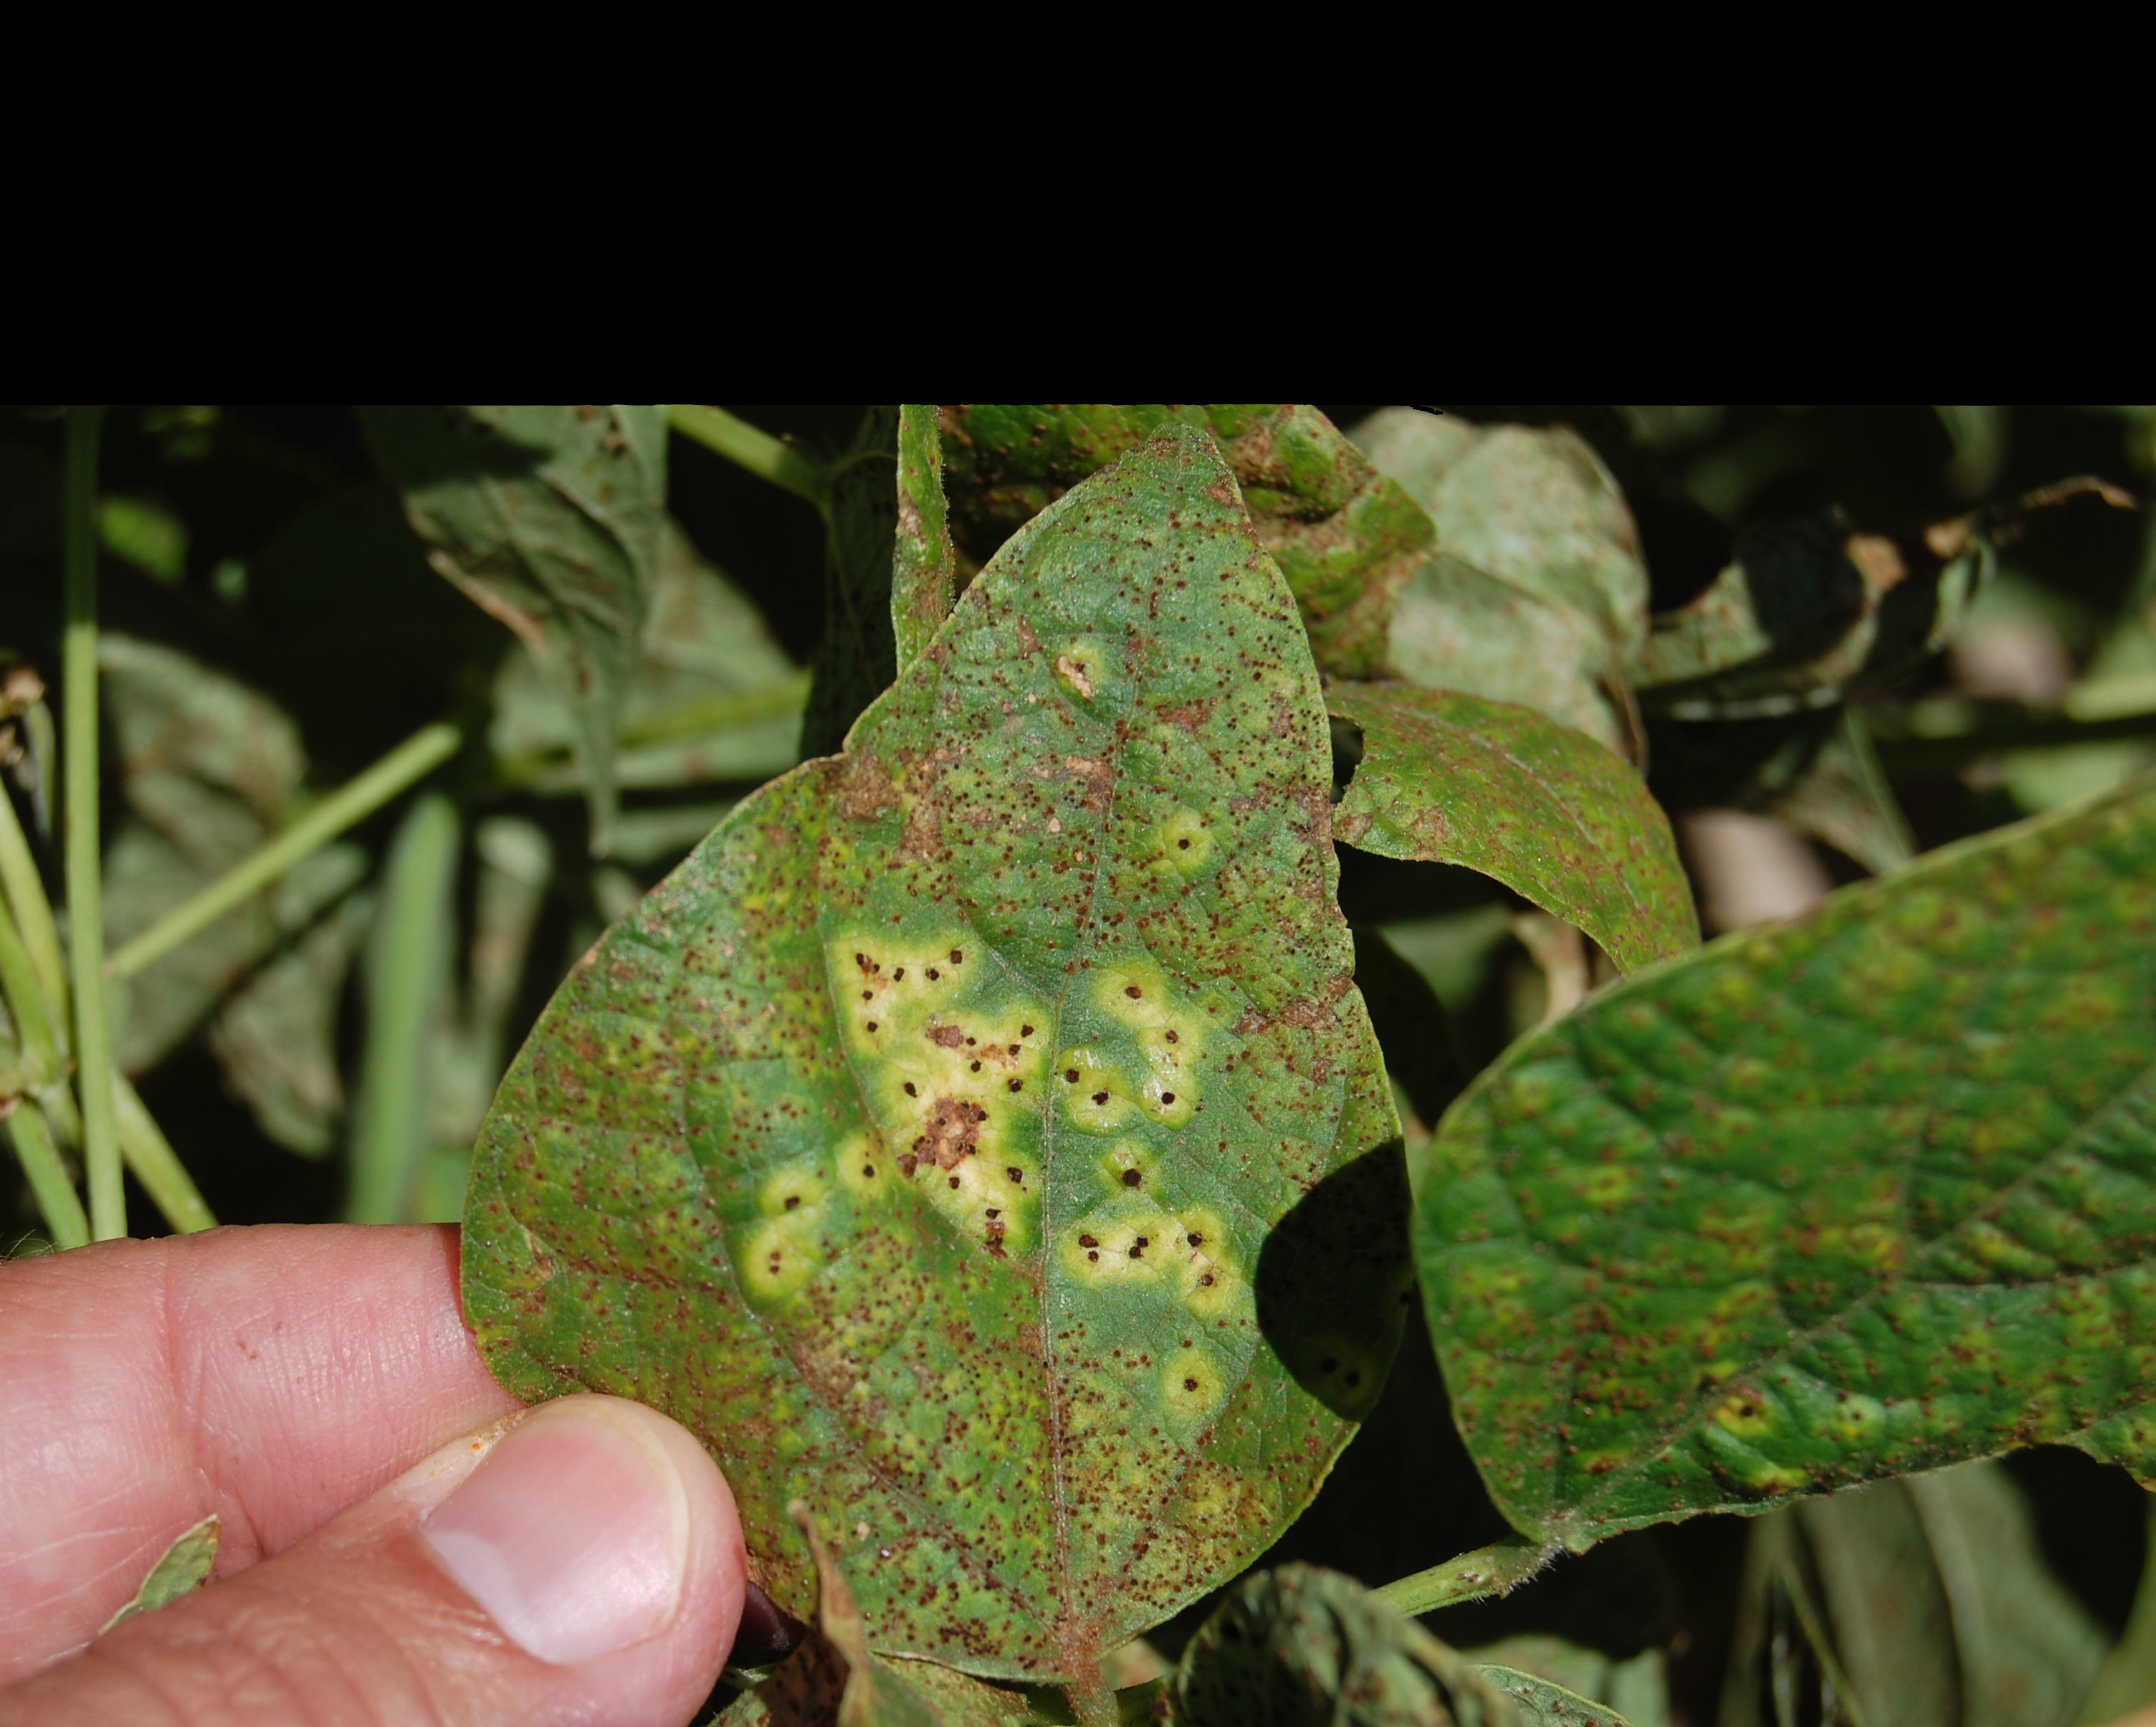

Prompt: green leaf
xmin=204 ymin=887 xmax=373 ymax=1155
xmin=1760 ymin=711 xmax=1914 ymax=877
xmin=1477 ymin=1666 xmax=1636 ymax=1727
xmin=1417 ymin=776 xmax=2156 ymax=1551
xmin=97 ymin=635 xmax=366 ymax=1075
xmin=492 ymin=518 xmax=803 ymax=794
xmin=1172 ymin=1564 xmax=1520 ymax=1727
xmin=100 ymin=1513 xmax=219 ymax=1632
xmin=1351 ymin=410 xmax=1648 ymax=758
xmin=801 ymin=407 xmax=902 ymax=760
xmin=938 ymin=405 xmax=1433 ymax=677
xmin=1719 ymin=1462 xmax=2106 ymax=1727
xmin=893 ymin=404 xmax=960 ymax=674
xmin=361 ymin=404 xmax=667 ymax=852
xmin=1466 ymin=1640 xmax=1665 ymax=1727
xmin=1327 ymin=684 xmax=1698 ymax=972
xmin=463 ymin=425 xmax=1406 ymax=1685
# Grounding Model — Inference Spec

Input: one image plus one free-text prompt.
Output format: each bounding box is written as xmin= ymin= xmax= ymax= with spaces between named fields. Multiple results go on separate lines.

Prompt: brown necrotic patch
xmin=900 ymin=1097 xmax=990 ymax=1178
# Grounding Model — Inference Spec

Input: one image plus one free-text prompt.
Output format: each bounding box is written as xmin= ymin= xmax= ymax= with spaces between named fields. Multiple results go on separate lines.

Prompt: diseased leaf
xmin=464 ymin=427 xmax=1406 ymax=1685
xmin=939 ymin=405 xmax=1433 ymax=677
xmin=1721 ymin=1462 xmax=2104 ymax=1727
xmin=362 ymin=404 xmax=667 ymax=851
xmin=740 ymin=1503 xmax=1026 ymax=1726
xmin=1327 ymin=684 xmax=1698 ymax=972
xmin=1173 ymin=1564 xmax=1519 ymax=1727
xmin=100 ymin=1513 xmax=219 ymax=1632
xmin=1352 ymin=410 xmax=1649 ymax=758
xmin=801 ymin=407 xmax=901 ymax=760
xmin=1417 ymin=776 xmax=2156 ymax=1551
xmin=492 ymin=518 xmax=803 ymax=795
xmin=1477 ymin=1666 xmax=1636 ymax=1727
xmin=893 ymin=404 xmax=960 ymax=674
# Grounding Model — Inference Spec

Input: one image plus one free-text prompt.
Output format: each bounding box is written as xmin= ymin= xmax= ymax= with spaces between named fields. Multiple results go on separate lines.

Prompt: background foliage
xmin=5 ymin=404 xmax=2156 ymax=1726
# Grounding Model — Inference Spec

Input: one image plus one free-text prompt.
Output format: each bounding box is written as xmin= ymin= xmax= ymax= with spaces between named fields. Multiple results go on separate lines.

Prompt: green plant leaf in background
xmin=1326 ymin=684 xmax=1699 ymax=972
xmin=98 ymin=1513 xmax=219 ymax=1632
xmin=1172 ymin=1564 xmax=1520 ymax=1727
xmin=801 ymin=407 xmax=902 ymax=761
xmin=97 ymin=634 xmax=367 ymax=1083
xmin=1634 ymin=508 xmax=1987 ymax=720
xmin=492 ymin=518 xmax=805 ymax=796
xmin=204 ymin=888 xmax=373 ymax=1156
xmin=1350 ymin=410 xmax=1649 ymax=758
xmin=1478 ymin=1665 xmax=1637 ymax=1727
xmin=361 ymin=405 xmax=667 ymax=853
xmin=1417 ymin=776 xmax=2156 ymax=1551
xmin=1719 ymin=1460 xmax=2107 ymax=1727
xmin=463 ymin=426 xmax=1407 ymax=1688
xmin=937 ymin=405 xmax=1434 ymax=678
xmin=892 ymin=404 xmax=960 ymax=676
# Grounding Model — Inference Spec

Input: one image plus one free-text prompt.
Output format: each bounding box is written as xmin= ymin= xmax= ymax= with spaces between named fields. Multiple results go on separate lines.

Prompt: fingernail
xmin=422 ymin=1397 xmax=692 ymax=1665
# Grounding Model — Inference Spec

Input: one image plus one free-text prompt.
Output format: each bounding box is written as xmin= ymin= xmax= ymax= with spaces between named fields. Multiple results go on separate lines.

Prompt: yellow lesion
xmin=1169 ymin=1208 xmax=1240 ymax=1319
xmin=918 ymin=1150 xmax=1036 ymax=1257
xmin=1155 ymin=806 xmax=1215 ymax=872
xmin=1712 ymin=1387 xmax=1778 ymax=1441
xmin=1057 ymin=1045 xmax=1133 ymax=1133
xmin=758 ymin=1161 xmax=831 ymax=1219
xmin=1059 ymin=1209 xmax=1175 ymax=1285
xmin=737 ymin=1155 xmax=842 ymax=1304
xmin=836 ymin=1131 xmax=889 ymax=1203
xmin=1163 ymin=1346 xmax=1227 ymax=1427
xmin=1099 ymin=1140 xmax=1160 ymax=1201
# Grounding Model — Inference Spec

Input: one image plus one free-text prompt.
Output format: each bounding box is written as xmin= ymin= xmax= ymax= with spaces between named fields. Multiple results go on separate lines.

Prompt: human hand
xmin=0 ymin=1224 xmax=751 ymax=1726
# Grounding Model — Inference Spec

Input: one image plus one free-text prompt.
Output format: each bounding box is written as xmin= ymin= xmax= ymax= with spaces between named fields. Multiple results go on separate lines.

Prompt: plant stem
xmin=347 ymin=793 xmax=459 ymax=1224
xmin=0 ymin=779 xmax=70 ymax=1038
xmin=1870 ymin=703 xmax=2156 ymax=775
xmin=4 ymin=1100 xmax=87 ymax=1250
xmin=668 ymin=405 xmax=828 ymax=515
xmin=63 ymin=404 xmax=124 ymax=1242
xmin=0 ymin=892 xmax=61 ymax=1082
xmin=108 ymin=721 xmax=462 ymax=981
xmin=115 ymin=1075 xmax=215 ymax=1233
xmin=1372 ymin=1536 xmax=1556 ymax=1618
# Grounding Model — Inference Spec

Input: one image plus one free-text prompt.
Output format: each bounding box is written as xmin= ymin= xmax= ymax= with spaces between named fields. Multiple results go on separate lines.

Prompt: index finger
xmin=0 ymin=1223 xmax=520 ymax=1682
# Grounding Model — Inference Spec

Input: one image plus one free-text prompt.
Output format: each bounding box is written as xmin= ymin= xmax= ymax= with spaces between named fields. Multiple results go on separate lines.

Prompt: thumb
xmin=5 ymin=1395 xmax=748 ymax=1727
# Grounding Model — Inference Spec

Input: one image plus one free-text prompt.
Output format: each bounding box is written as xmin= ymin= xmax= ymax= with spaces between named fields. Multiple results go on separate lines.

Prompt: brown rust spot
xmin=912 ymin=1096 xmax=988 ymax=1173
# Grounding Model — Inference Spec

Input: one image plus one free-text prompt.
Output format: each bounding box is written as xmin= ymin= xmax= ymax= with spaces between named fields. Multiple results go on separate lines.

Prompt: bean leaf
xmin=892 ymin=404 xmax=960 ymax=675
xmin=100 ymin=1514 xmax=219 ymax=1632
xmin=938 ymin=405 xmax=1433 ymax=677
xmin=362 ymin=404 xmax=667 ymax=852
xmin=1172 ymin=1564 xmax=1520 ymax=1727
xmin=1418 ymin=776 xmax=2156 ymax=1550
xmin=464 ymin=425 xmax=1408 ymax=1686
xmin=1327 ymin=684 xmax=1697 ymax=973
xmin=1351 ymin=411 xmax=1649 ymax=758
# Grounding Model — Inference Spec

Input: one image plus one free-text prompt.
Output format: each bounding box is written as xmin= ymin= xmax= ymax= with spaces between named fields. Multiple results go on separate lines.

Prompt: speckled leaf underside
xmin=1418 ymin=779 xmax=2156 ymax=1550
xmin=1325 ymin=684 xmax=1698 ymax=974
xmin=464 ymin=427 xmax=1406 ymax=1685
